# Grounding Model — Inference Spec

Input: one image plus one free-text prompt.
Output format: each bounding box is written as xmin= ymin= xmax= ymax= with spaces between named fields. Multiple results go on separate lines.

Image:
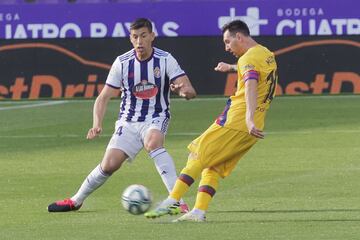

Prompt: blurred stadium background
xmin=0 ymin=0 xmax=358 ymax=99
xmin=0 ymin=0 xmax=359 ymax=239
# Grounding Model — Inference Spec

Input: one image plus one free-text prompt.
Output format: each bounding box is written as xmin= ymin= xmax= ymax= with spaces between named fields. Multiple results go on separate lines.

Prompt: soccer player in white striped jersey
xmin=48 ymin=18 xmax=196 ymax=213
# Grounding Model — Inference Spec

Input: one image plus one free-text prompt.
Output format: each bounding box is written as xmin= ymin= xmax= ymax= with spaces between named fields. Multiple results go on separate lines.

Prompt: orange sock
xmin=170 ymin=179 xmax=190 ymax=201
xmin=170 ymin=155 xmax=203 ymax=201
xmin=194 ymin=168 xmax=220 ymax=211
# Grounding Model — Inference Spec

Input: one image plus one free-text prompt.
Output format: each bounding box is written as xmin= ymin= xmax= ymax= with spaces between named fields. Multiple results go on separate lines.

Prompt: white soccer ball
xmin=121 ymin=184 xmax=152 ymax=215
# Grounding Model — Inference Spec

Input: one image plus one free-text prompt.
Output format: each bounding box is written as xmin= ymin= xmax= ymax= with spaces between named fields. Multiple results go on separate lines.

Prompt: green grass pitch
xmin=0 ymin=95 xmax=360 ymax=239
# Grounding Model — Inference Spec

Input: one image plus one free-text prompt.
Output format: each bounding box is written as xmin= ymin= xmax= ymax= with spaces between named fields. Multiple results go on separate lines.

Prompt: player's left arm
xmin=171 ymin=75 xmax=197 ymax=100
xmin=245 ymin=75 xmax=264 ymax=139
xmin=166 ymin=53 xmax=196 ymax=100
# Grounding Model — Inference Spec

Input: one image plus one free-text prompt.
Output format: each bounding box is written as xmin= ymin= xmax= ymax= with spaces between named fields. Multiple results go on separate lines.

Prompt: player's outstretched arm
xmin=245 ymin=79 xmax=264 ymax=139
xmin=170 ymin=75 xmax=196 ymax=100
xmin=214 ymin=62 xmax=237 ymax=72
xmin=87 ymin=85 xmax=120 ymax=140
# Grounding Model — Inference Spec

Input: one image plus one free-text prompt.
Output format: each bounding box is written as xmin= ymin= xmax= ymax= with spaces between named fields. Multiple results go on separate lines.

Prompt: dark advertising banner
xmin=0 ymin=35 xmax=359 ymax=100
xmin=0 ymin=0 xmax=359 ymax=38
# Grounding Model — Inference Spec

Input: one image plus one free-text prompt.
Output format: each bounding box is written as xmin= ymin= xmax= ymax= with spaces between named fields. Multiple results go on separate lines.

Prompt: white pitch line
xmin=0 ymin=130 xmax=359 ymax=139
xmin=0 ymin=101 xmax=68 ymax=110
xmin=0 ymin=100 xmax=55 ymax=105
xmin=0 ymin=134 xmax=111 ymax=139
xmin=56 ymin=94 xmax=360 ymax=102
xmin=273 ymin=95 xmax=360 ymax=100
xmin=0 ymin=94 xmax=358 ymax=106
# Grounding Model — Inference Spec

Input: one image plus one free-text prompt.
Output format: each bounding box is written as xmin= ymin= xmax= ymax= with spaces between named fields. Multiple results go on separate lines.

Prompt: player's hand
xmin=171 ymin=82 xmax=196 ymax=100
xmin=170 ymin=82 xmax=183 ymax=92
xmin=170 ymin=82 xmax=186 ymax=97
xmin=214 ymin=62 xmax=233 ymax=72
xmin=246 ymin=121 xmax=264 ymax=139
xmin=87 ymin=127 xmax=102 ymax=140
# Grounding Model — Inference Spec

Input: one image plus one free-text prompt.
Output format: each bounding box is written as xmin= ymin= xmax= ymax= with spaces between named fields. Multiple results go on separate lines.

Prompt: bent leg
xmin=171 ymin=168 xmax=219 ymax=222
xmin=145 ymin=129 xmax=178 ymax=194
xmin=170 ymin=152 xmax=204 ymax=201
xmin=144 ymin=128 xmax=187 ymax=206
xmin=194 ymin=168 xmax=220 ymax=211
xmin=71 ymin=148 xmax=128 ymax=205
xmin=144 ymin=152 xmax=205 ymax=218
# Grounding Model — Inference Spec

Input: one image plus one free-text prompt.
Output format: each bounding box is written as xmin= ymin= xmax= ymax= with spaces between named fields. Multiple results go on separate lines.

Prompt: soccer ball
xmin=121 ymin=184 xmax=152 ymax=215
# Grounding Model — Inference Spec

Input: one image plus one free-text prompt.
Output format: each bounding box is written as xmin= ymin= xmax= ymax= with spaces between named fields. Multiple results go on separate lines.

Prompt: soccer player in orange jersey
xmin=145 ymin=19 xmax=278 ymax=222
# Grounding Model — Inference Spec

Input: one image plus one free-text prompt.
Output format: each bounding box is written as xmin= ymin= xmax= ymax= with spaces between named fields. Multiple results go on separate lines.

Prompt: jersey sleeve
xmin=105 ymin=57 xmax=123 ymax=89
xmin=237 ymin=57 xmax=260 ymax=83
xmin=166 ymin=54 xmax=186 ymax=82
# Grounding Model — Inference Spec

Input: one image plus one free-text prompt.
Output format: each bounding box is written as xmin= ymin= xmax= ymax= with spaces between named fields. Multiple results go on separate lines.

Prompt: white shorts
xmin=106 ymin=117 xmax=170 ymax=161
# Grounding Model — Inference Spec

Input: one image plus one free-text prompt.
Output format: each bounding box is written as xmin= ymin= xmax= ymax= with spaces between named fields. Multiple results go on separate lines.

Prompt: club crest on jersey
xmin=132 ymin=80 xmax=158 ymax=99
xmin=153 ymin=67 xmax=161 ymax=78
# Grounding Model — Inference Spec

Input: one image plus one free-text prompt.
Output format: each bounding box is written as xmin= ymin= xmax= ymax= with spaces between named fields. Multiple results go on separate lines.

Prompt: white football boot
xmin=172 ymin=209 xmax=206 ymax=222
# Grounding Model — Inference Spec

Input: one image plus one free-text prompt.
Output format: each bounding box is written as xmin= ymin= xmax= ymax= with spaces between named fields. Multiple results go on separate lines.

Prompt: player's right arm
xmin=214 ymin=62 xmax=237 ymax=72
xmin=87 ymin=57 xmax=123 ymax=140
xmin=87 ymin=85 xmax=120 ymax=140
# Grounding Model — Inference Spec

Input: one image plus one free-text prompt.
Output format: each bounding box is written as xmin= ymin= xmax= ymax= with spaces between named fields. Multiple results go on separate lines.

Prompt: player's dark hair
xmin=130 ymin=18 xmax=153 ymax=32
xmin=221 ymin=20 xmax=250 ymax=36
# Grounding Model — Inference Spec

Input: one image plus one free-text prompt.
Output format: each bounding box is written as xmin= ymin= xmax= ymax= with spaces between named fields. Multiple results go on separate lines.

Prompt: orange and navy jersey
xmin=216 ymin=44 xmax=278 ymax=132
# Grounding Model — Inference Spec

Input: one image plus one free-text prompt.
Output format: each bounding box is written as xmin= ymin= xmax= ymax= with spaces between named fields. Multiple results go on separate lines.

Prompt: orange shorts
xmin=187 ymin=123 xmax=258 ymax=178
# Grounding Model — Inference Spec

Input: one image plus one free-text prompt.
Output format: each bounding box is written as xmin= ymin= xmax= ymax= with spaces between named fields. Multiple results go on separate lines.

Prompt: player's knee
xmin=101 ymin=162 xmax=120 ymax=174
xmin=144 ymin=131 xmax=164 ymax=152
xmin=101 ymin=154 xmax=126 ymax=174
xmin=144 ymin=141 xmax=162 ymax=152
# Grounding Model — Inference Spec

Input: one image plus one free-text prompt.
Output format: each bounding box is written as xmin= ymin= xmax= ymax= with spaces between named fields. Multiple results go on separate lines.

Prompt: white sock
xmin=149 ymin=148 xmax=186 ymax=205
xmin=71 ymin=164 xmax=110 ymax=206
xmin=159 ymin=197 xmax=178 ymax=209
xmin=191 ymin=208 xmax=206 ymax=216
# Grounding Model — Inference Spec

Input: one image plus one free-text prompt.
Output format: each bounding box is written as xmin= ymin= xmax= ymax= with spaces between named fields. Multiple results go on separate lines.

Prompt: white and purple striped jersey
xmin=105 ymin=47 xmax=186 ymax=122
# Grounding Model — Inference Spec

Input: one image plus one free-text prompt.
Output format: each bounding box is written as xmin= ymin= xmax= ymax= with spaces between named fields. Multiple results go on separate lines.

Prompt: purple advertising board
xmin=0 ymin=0 xmax=358 ymax=38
